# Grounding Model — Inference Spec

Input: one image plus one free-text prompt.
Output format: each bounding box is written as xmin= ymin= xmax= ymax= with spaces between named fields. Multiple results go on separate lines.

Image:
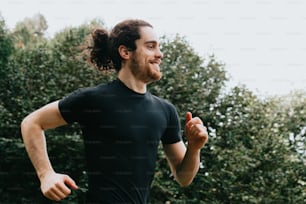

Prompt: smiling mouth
xmin=150 ymin=59 xmax=162 ymax=65
xmin=150 ymin=62 xmax=161 ymax=71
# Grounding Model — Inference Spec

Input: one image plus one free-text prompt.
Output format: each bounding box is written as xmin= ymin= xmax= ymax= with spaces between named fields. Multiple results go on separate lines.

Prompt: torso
xmin=59 ymin=79 xmax=181 ymax=203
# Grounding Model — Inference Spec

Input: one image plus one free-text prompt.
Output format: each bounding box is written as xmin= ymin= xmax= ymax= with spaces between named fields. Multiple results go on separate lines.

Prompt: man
xmin=21 ymin=19 xmax=208 ymax=203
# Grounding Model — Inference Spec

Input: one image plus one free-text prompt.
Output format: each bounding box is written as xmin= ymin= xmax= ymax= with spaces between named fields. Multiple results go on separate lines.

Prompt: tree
xmin=12 ymin=13 xmax=48 ymax=48
xmin=202 ymin=86 xmax=305 ymax=203
xmin=0 ymin=14 xmax=14 ymax=68
xmin=0 ymin=15 xmax=15 ymax=138
xmin=273 ymin=91 xmax=306 ymax=160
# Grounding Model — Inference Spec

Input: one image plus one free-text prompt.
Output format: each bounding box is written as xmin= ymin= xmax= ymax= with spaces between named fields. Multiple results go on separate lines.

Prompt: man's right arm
xmin=20 ymin=100 xmax=78 ymax=201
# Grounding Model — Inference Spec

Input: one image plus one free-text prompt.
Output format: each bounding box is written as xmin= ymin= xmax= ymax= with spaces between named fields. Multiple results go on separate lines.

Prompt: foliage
xmin=0 ymin=15 xmax=15 ymax=138
xmin=197 ymin=87 xmax=305 ymax=203
xmin=0 ymin=15 xmax=14 ymax=68
xmin=12 ymin=13 xmax=48 ymax=48
xmin=0 ymin=15 xmax=305 ymax=203
xmin=0 ymin=135 xmax=86 ymax=203
xmin=272 ymin=91 xmax=306 ymax=160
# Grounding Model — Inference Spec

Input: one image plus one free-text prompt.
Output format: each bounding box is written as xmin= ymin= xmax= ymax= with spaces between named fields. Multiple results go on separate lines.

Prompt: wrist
xmin=38 ymin=168 xmax=55 ymax=181
xmin=186 ymin=144 xmax=201 ymax=154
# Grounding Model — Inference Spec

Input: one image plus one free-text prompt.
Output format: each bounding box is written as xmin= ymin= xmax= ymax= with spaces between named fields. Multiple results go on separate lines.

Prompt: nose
xmin=155 ymin=48 xmax=163 ymax=59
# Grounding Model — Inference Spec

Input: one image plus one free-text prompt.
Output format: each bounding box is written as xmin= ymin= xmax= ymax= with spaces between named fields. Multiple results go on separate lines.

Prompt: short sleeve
xmin=58 ymin=88 xmax=87 ymax=124
xmin=161 ymin=102 xmax=182 ymax=145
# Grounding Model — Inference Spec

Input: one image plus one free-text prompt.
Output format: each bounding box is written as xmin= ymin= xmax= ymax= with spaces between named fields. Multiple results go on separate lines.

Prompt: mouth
xmin=150 ymin=60 xmax=162 ymax=71
xmin=151 ymin=63 xmax=160 ymax=71
xmin=150 ymin=59 xmax=161 ymax=64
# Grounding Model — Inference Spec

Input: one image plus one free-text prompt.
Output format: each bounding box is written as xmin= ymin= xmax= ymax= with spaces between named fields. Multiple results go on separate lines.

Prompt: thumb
xmin=186 ymin=112 xmax=192 ymax=123
xmin=63 ymin=175 xmax=78 ymax=190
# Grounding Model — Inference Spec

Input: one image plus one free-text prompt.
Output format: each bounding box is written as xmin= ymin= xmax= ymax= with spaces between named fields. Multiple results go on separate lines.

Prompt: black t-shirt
xmin=58 ymin=79 xmax=181 ymax=203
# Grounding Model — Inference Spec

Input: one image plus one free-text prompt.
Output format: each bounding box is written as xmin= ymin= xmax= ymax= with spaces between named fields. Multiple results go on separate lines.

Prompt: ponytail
xmin=88 ymin=28 xmax=114 ymax=71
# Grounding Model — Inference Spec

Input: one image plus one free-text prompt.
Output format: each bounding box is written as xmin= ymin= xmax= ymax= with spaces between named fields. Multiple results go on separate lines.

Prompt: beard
xmin=130 ymin=54 xmax=162 ymax=84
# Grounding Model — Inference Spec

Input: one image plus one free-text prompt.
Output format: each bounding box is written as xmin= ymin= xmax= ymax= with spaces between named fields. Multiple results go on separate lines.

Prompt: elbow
xmin=20 ymin=117 xmax=30 ymax=138
xmin=20 ymin=117 xmax=27 ymax=129
xmin=179 ymin=183 xmax=190 ymax=188
xmin=176 ymin=177 xmax=193 ymax=188
xmin=20 ymin=115 xmax=37 ymax=138
xmin=174 ymin=167 xmax=197 ymax=187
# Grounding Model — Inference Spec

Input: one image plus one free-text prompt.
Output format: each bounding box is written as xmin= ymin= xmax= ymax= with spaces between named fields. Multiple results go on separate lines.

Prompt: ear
xmin=118 ymin=45 xmax=131 ymax=60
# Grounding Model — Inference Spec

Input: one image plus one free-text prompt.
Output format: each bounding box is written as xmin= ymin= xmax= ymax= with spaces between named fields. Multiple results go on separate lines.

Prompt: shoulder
xmin=58 ymin=82 xmax=114 ymax=110
xmin=64 ymin=81 xmax=114 ymax=99
xmin=150 ymin=94 xmax=178 ymax=118
xmin=151 ymin=94 xmax=176 ymax=110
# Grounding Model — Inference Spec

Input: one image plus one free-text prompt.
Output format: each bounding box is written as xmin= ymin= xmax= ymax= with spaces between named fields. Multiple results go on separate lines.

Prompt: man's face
xmin=130 ymin=26 xmax=163 ymax=84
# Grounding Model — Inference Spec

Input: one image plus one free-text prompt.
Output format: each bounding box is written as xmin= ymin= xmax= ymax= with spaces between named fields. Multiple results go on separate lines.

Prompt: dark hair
xmin=88 ymin=19 xmax=152 ymax=72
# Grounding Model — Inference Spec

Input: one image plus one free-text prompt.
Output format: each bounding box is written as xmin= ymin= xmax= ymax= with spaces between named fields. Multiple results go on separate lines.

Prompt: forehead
xmin=138 ymin=26 xmax=159 ymax=43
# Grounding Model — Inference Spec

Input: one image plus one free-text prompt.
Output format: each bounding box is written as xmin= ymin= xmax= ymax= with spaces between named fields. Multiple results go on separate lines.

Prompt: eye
xmin=147 ymin=43 xmax=155 ymax=50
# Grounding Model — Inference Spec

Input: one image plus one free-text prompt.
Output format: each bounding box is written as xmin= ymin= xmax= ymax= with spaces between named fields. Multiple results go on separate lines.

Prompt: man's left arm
xmin=163 ymin=112 xmax=208 ymax=187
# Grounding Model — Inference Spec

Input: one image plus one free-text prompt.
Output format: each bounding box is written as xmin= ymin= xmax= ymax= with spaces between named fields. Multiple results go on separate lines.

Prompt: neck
xmin=118 ymin=68 xmax=147 ymax=94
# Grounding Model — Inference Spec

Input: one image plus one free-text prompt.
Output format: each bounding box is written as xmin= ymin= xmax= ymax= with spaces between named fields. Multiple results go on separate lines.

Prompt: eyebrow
xmin=144 ymin=40 xmax=158 ymax=44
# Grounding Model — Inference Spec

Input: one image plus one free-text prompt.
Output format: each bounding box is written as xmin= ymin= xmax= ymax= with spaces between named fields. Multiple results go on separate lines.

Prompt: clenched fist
xmin=185 ymin=112 xmax=208 ymax=151
xmin=40 ymin=171 xmax=78 ymax=201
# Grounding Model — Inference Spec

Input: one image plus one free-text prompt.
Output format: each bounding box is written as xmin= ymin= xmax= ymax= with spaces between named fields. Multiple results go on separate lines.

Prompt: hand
xmin=185 ymin=112 xmax=208 ymax=151
xmin=40 ymin=171 xmax=78 ymax=201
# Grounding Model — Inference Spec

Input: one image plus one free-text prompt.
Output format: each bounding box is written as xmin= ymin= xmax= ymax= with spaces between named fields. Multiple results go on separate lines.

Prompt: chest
xmin=83 ymin=94 xmax=168 ymax=145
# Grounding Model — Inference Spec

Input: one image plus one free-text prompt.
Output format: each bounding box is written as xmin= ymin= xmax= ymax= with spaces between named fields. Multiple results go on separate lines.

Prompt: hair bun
xmin=89 ymin=28 xmax=113 ymax=70
xmin=92 ymin=29 xmax=109 ymax=49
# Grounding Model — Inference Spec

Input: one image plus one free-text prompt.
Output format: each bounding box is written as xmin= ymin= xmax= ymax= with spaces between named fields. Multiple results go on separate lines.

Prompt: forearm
xmin=21 ymin=120 xmax=54 ymax=179
xmin=175 ymin=147 xmax=201 ymax=187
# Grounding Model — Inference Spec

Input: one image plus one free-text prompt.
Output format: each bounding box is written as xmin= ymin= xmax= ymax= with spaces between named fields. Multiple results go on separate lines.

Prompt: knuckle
xmin=55 ymin=181 xmax=62 ymax=187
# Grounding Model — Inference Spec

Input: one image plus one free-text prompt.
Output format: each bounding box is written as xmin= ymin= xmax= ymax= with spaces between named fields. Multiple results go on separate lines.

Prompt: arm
xmin=20 ymin=100 xmax=78 ymax=201
xmin=163 ymin=112 xmax=208 ymax=187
